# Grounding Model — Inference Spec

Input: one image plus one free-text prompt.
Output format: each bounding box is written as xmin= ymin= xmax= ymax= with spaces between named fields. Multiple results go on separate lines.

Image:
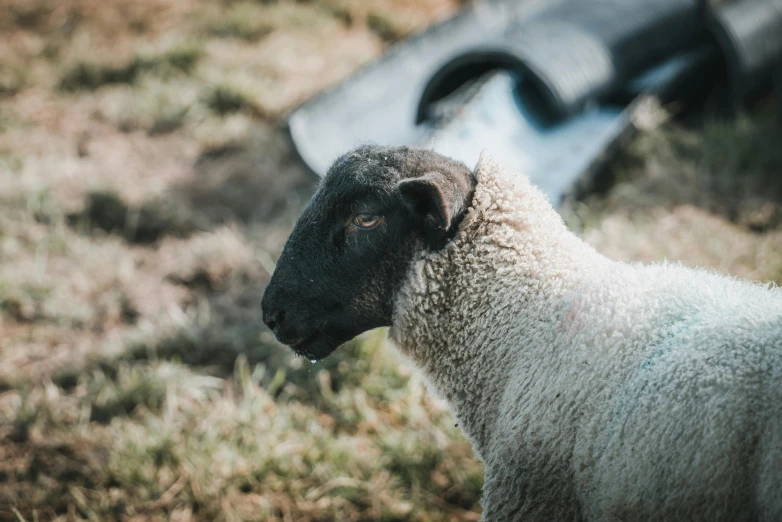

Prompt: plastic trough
xmin=287 ymin=0 xmax=782 ymax=203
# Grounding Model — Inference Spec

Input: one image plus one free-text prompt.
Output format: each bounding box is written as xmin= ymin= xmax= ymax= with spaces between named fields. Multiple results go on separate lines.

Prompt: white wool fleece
xmin=389 ymin=154 xmax=782 ymax=522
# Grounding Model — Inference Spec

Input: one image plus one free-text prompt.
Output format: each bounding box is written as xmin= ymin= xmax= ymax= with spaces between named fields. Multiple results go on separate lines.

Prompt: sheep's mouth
xmin=290 ymin=332 xmax=341 ymax=361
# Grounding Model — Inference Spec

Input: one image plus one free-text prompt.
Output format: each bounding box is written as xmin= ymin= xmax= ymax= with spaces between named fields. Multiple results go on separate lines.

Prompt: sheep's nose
xmin=263 ymin=307 xmax=284 ymax=334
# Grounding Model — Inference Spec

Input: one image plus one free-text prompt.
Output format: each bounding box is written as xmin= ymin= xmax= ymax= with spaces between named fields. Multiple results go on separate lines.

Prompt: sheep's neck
xmin=391 ymin=243 xmax=593 ymax=453
xmin=389 ymin=160 xmax=605 ymax=455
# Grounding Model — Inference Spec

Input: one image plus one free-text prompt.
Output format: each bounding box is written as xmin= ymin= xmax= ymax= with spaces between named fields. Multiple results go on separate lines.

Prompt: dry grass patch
xmin=5 ymin=1 xmax=778 ymax=521
xmin=563 ymin=109 xmax=782 ymax=283
xmin=203 ymin=1 xmax=335 ymax=42
xmin=321 ymin=0 xmax=458 ymax=41
xmin=59 ymin=41 xmax=204 ymax=91
xmin=198 ymin=28 xmax=382 ymax=117
xmin=2 ymin=344 xmax=483 ymax=522
xmin=69 ymin=190 xmax=201 ymax=244
xmin=0 ymin=0 xmax=199 ymax=38
xmin=159 ymin=227 xmax=258 ymax=291
xmin=581 ymin=206 xmax=782 ymax=283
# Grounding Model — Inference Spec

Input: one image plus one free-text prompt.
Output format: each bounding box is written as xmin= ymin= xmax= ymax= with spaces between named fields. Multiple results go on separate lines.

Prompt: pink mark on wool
xmin=559 ymin=299 xmax=583 ymax=335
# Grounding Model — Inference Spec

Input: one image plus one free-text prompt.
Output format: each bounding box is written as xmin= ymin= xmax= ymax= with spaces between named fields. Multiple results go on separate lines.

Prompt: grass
xmin=1 ymin=0 xmax=780 ymax=520
xmin=0 ymin=280 xmax=51 ymax=322
xmin=0 ymin=151 xmax=24 ymax=173
xmin=0 ymin=62 xmax=27 ymax=96
xmin=3 ymin=347 xmax=481 ymax=521
xmin=203 ymin=1 xmax=343 ymax=42
xmin=59 ymin=43 xmax=204 ymax=91
xmin=94 ymin=76 xmax=204 ymax=134
xmin=204 ymin=84 xmax=256 ymax=116
xmin=367 ymin=14 xmax=406 ymax=42
xmin=561 ymin=108 xmax=782 ymax=283
xmin=68 ymin=191 xmax=201 ymax=244
xmin=206 ymin=3 xmax=277 ymax=41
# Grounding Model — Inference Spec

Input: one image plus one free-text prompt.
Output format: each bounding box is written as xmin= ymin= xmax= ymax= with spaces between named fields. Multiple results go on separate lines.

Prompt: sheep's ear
xmin=398 ymin=171 xmax=463 ymax=231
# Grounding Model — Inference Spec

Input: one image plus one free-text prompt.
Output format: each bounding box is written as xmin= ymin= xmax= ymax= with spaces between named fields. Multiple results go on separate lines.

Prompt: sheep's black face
xmin=261 ymin=145 xmax=474 ymax=360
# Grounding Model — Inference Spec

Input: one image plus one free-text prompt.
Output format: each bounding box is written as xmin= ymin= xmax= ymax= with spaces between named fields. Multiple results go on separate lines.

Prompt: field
xmin=1 ymin=1 xmax=781 ymax=521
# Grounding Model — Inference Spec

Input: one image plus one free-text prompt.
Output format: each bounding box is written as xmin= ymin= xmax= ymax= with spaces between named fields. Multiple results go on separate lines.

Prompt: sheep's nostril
xmin=263 ymin=308 xmax=284 ymax=332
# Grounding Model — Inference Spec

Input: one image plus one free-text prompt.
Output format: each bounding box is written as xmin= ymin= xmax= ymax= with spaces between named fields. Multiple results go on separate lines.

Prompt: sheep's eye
xmin=351 ymin=214 xmax=382 ymax=229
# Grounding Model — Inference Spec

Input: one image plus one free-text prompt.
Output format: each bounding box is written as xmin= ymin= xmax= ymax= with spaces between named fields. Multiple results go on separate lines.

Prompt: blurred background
xmin=0 ymin=0 xmax=780 ymax=521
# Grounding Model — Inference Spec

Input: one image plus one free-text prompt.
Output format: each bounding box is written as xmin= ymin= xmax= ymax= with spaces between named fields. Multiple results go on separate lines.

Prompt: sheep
xmin=261 ymin=144 xmax=782 ymax=521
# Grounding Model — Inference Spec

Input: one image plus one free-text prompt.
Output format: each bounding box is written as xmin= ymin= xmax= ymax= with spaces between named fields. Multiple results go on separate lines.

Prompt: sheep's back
xmin=577 ymin=265 xmax=782 ymax=521
xmin=482 ymin=262 xmax=782 ymax=521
